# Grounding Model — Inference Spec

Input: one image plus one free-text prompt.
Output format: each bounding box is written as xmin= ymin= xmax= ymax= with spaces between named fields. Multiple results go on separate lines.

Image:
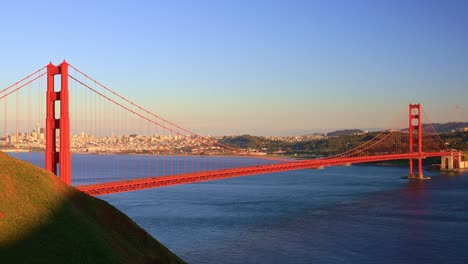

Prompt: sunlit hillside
xmin=0 ymin=152 xmax=185 ymax=263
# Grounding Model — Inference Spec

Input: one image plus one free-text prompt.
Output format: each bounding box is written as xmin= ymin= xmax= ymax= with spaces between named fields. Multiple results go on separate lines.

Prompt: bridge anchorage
xmin=1 ymin=61 xmax=460 ymax=195
xmin=440 ymin=150 xmax=468 ymax=171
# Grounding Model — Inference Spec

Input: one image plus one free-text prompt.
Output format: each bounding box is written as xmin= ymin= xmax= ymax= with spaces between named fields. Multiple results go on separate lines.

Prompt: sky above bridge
xmin=1 ymin=0 xmax=467 ymax=135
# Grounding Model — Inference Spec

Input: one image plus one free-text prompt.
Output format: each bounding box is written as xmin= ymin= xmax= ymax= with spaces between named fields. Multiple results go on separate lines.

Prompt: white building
xmin=441 ymin=150 xmax=468 ymax=170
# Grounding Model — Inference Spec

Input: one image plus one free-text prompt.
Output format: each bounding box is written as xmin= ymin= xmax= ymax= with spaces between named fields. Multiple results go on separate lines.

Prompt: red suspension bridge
xmin=0 ymin=61 xmax=459 ymax=196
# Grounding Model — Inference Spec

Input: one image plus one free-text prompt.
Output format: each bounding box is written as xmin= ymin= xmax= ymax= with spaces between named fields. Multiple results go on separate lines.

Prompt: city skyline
xmin=1 ymin=1 xmax=467 ymax=136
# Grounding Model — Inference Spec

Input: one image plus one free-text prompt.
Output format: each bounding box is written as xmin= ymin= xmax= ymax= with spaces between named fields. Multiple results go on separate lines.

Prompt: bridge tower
xmin=408 ymin=103 xmax=428 ymax=179
xmin=46 ymin=61 xmax=71 ymax=185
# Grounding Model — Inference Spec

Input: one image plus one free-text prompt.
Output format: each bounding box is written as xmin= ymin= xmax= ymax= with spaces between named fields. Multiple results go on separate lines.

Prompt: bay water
xmin=12 ymin=153 xmax=468 ymax=263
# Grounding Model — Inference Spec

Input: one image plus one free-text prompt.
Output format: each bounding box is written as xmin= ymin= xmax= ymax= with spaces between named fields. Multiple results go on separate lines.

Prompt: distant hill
xmin=219 ymin=135 xmax=270 ymax=149
xmin=425 ymin=122 xmax=468 ymax=133
xmin=327 ymin=129 xmax=364 ymax=137
xmin=400 ymin=122 xmax=468 ymax=133
xmin=0 ymin=152 xmax=185 ymax=263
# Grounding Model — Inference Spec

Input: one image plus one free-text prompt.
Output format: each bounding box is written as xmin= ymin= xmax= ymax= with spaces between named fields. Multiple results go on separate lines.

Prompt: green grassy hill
xmin=0 ymin=152 xmax=185 ymax=264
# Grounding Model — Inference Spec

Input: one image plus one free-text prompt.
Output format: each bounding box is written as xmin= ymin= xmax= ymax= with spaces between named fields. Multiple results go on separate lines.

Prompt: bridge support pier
xmin=407 ymin=158 xmax=430 ymax=180
xmin=45 ymin=61 xmax=71 ymax=185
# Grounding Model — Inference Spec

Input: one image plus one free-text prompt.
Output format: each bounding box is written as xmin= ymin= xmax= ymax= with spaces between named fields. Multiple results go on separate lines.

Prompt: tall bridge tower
xmin=46 ymin=61 xmax=71 ymax=185
xmin=408 ymin=103 xmax=429 ymax=179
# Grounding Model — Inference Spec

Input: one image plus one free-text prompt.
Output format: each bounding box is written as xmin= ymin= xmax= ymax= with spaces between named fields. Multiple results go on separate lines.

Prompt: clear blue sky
xmin=1 ymin=0 xmax=467 ymax=135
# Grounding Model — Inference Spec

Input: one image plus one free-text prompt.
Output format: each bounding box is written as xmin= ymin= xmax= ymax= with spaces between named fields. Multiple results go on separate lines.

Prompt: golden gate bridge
xmin=0 ymin=61 xmax=460 ymax=196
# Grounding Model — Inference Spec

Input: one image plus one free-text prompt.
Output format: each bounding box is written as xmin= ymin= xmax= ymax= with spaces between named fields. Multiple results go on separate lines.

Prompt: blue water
xmin=12 ymin=153 xmax=468 ymax=263
xmin=102 ymin=165 xmax=468 ymax=264
xmin=10 ymin=152 xmax=276 ymax=185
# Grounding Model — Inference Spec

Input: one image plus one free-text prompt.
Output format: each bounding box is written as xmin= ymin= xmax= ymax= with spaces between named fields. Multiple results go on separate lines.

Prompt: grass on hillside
xmin=0 ymin=152 xmax=185 ymax=264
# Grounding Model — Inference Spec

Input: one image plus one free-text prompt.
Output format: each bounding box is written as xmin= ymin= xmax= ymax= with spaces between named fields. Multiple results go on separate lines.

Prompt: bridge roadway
xmin=77 ymin=152 xmax=449 ymax=196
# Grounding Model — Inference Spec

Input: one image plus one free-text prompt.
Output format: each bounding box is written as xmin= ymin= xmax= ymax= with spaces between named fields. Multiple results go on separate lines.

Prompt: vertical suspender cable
xmin=28 ymin=82 xmax=31 ymax=162
xmin=4 ymin=97 xmax=7 ymax=147
xmin=15 ymin=89 xmax=19 ymax=157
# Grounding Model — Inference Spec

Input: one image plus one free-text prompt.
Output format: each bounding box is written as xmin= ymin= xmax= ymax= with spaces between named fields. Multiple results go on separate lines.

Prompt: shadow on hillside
xmin=0 ymin=186 xmax=185 ymax=264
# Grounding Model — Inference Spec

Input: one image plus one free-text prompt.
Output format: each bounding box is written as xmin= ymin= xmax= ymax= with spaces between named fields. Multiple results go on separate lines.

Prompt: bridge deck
xmin=77 ymin=152 xmax=448 ymax=196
